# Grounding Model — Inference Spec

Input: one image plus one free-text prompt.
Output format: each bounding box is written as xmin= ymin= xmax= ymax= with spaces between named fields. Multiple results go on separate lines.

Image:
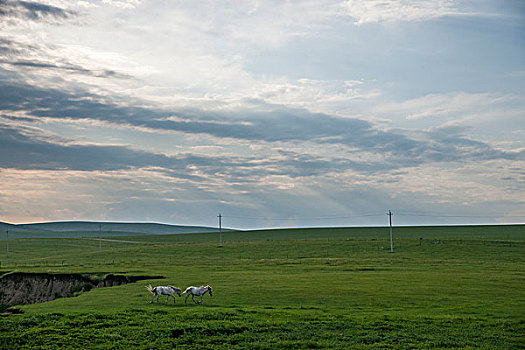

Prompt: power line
xmin=219 ymin=211 xmax=524 ymax=229
xmin=223 ymin=213 xmax=385 ymax=221
xmin=396 ymin=212 xmax=525 ymax=219
xmin=223 ymin=212 xmax=524 ymax=221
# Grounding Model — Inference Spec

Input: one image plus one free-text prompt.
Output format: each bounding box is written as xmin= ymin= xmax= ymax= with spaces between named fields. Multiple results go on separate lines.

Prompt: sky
xmin=0 ymin=0 xmax=524 ymax=229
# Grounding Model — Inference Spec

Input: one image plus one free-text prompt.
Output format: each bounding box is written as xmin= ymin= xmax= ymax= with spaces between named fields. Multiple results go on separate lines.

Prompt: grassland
xmin=1 ymin=225 xmax=524 ymax=349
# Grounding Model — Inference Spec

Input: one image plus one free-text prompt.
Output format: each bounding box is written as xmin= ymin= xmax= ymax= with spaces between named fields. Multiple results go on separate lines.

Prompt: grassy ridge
xmin=1 ymin=225 xmax=524 ymax=349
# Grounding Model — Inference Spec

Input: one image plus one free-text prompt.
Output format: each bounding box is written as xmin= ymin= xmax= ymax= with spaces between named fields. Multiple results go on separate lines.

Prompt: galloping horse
xmin=146 ymin=284 xmax=182 ymax=303
xmin=183 ymin=285 xmax=212 ymax=304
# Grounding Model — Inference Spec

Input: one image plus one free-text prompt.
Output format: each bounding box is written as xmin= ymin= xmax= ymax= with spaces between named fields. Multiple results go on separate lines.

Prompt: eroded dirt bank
xmin=0 ymin=272 xmax=163 ymax=306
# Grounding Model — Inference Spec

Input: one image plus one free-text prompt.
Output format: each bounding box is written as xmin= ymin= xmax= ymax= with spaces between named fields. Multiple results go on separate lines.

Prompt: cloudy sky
xmin=1 ymin=0 xmax=524 ymax=229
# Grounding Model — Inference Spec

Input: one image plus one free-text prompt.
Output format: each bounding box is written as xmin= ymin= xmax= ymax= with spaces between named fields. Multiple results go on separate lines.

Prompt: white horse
xmin=146 ymin=284 xmax=182 ymax=303
xmin=183 ymin=285 xmax=212 ymax=304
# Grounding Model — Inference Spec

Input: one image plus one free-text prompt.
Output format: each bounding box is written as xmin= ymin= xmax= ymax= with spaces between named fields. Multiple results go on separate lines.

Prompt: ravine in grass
xmin=0 ymin=272 xmax=164 ymax=307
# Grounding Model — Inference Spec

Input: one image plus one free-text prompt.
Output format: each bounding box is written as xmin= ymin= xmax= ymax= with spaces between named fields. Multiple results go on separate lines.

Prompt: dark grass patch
xmin=0 ymin=305 xmax=24 ymax=316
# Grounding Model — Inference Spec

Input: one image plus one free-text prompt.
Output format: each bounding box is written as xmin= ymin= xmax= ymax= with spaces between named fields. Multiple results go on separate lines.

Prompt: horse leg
xmin=200 ymin=295 xmax=204 ymax=304
xmin=185 ymin=294 xmax=189 ymax=304
xmin=192 ymin=295 xmax=197 ymax=304
xmin=166 ymin=295 xmax=170 ymax=303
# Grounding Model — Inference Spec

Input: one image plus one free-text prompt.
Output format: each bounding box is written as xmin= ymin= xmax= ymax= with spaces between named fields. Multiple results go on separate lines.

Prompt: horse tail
xmin=145 ymin=284 xmax=154 ymax=294
xmin=183 ymin=287 xmax=191 ymax=294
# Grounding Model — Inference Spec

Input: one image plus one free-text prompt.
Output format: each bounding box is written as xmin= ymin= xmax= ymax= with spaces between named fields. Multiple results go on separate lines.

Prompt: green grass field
xmin=1 ymin=225 xmax=524 ymax=349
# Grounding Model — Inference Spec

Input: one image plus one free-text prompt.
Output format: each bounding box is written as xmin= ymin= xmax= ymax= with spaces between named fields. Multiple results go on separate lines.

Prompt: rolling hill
xmin=0 ymin=221 xmax=232 ymax=238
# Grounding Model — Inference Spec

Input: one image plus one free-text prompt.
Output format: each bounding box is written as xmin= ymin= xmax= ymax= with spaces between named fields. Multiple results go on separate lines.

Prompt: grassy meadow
xmin=1 ymin=225 xmax=524 ymax=349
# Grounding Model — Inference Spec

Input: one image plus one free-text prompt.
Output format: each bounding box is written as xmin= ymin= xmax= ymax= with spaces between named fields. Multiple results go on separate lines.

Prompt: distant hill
xmin=0 ymin=221 xmax=232 ymax=238
xmin=0 ymin=222 xmax=56 ymax=236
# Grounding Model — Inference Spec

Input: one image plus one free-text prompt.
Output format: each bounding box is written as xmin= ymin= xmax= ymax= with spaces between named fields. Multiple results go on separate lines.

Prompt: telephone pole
xmin=388 ymin=210 xmax=394 ymax=253
xmin=99 ymin=224 xmax=102 ymax=252
xmin=218 ymin=214 xmax=222 ymax=247
xmin=6 ymin=228 xmax=9 ymax=258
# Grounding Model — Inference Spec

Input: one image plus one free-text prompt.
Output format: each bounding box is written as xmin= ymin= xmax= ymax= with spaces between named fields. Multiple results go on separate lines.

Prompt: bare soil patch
xmin=0 ymin=272 xmax=163 ymax=306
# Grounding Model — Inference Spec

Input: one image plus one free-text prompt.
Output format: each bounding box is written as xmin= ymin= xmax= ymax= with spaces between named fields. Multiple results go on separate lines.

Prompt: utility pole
xmin=99 ymin=224 xmax=102 ymax=252
xmin=6 ymin=228 xmax=9 ymax=258
xmin=218 ymin=214 xmax=222 ymax=247
xmin=388 ymin=210 xmax=394 ymax=253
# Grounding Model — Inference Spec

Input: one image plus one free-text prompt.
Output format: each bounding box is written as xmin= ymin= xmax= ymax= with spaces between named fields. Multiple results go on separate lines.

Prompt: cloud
xmin=151 ymin=0 xmax=334 ymax=49
xmin=2 ymin=67 xmax=523 ymax=184
xmin=341 ymin=0 xmax=461 ymax=25
xmin=100 ymin=0 xmax=141 ymax=9
xmin=0 ymin=121 xmax=363 ymax=179
xmin=0 ymin=58 xmax=130 ymax=78
xmin=379 ymin=92 xmax=516 ymax=121
xmin=0 ymin=72 xmax=408 ymax=167
xmin=0 ymin=2 xmax=137 ymax=89
xmin=371 ymin=91 xmax=525 ymax=152
xmin=0 ymin=0 xmax=77 ymax=24
xmin=0 ymin=122 xmax=176 ymax=172
xmin=425 ymin=125 xmax=523 ymax=162
xmin=0 ymin=34 xmax=133 ymax=86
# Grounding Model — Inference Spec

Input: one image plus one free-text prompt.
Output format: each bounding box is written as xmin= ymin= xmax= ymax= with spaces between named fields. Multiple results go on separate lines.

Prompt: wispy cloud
xmin=0 ymin=58 xmax=130 ymax=78
xmin=341 ymin=0 xmax=461 ymax=25
xmin=0 ymin=0 xmax=77 ymax=26
xmin=100 ymin=0 xmax=141 ymax=9
xmin=377 ymin=92 xmax=517 ymax=121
